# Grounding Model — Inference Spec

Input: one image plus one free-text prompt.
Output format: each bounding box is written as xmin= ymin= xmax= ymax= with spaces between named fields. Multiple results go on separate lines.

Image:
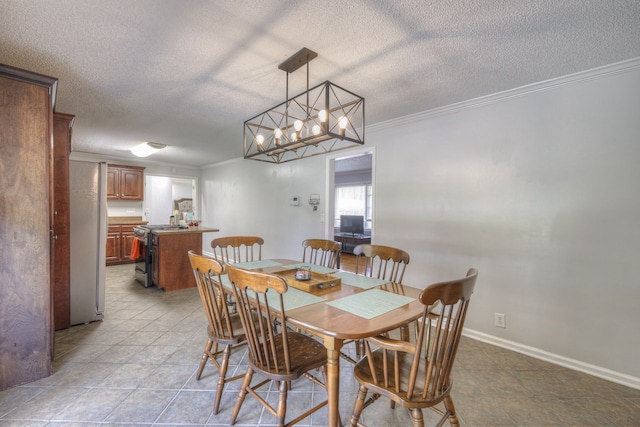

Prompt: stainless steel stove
xmin=133 ymin=224 xmax=188 ymax=287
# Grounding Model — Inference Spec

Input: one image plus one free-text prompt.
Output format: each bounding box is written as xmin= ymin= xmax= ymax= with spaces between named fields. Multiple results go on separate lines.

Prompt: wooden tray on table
xmin=277 ymin=269 xmax=342 ymax=293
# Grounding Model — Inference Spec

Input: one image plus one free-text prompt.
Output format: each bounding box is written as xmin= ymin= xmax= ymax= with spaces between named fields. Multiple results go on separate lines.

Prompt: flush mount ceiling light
xmin=131 ymin=141 xmax=167 ymax=157
xmin=244 ymin=47 xmax=365 ymax=164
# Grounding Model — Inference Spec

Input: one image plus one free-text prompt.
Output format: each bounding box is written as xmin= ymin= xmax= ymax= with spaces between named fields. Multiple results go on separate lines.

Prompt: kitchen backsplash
xmin=107 ymin=200 xmax=143 ymax=217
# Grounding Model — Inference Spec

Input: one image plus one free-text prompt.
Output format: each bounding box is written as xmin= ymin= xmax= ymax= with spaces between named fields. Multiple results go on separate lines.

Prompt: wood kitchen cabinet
xmin=150 ymin=228 xmax=218 ymax=292
xmin=52 ymin=112 xmax=75 ymax=331
xmin=106 ymin=224 xmax=142 ymax=265
xmin=106 ymin=164 xmax=145 ymax=200
xmin=1 ymin=64 xmax=57 ymax=390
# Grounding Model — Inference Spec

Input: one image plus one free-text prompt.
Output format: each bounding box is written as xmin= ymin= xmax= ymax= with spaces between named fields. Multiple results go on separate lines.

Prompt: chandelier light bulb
xmin=339 ymin=116 xmax=348 ymax=129
xmin=291 ymin=131 xmax=298 ymax=142
xmin=338 ymin=116 xmax=348 ymax=137
xmin=294 ymin=120 xmax=304 ymax=132
xmin=256 ymin=134 xmax=265 ymax=151
xmin=274 ymin=128 xmax=282 ymax=146
xmin=318 ymin=109 xmax=327 ymax=123
xmin=312 ymin=124 xmax=321 ymax=135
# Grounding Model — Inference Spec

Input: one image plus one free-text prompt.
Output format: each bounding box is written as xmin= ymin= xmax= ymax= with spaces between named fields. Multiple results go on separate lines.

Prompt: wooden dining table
xmin=228 ymin=259 xmax=425 ymax=427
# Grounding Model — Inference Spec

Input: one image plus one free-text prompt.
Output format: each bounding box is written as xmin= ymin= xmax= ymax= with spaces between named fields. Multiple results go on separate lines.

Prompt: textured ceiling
xmin=2 ymin=0 xmax=639 ymax=167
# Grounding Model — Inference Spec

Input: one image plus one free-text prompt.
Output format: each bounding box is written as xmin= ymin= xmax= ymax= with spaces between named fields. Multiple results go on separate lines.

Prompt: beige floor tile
xmin=0 ymin=263 xmax=637 ymax=427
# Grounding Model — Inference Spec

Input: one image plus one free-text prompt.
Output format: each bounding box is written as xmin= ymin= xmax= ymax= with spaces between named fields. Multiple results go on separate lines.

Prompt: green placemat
xmin=326 ymin=289 xmax=415 ymax=319
xmin=271 ymin=262 xmax=337 ymax=274
xmin=279 ymin=287 xmax=325 ymax=311
xmin=233 ymin=260 xmax=283 ymax=270
xmin=221 ymin=275 xmax=323 ymax=312
xmin=219 ymin=274 xmax=232 ymax=290
xmin=332 ymin=271 xmax=389 ymax=289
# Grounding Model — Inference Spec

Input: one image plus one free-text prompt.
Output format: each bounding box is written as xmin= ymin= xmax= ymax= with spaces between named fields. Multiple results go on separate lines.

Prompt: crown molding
xmin=370 ymin=57 xmax=640 ymax=132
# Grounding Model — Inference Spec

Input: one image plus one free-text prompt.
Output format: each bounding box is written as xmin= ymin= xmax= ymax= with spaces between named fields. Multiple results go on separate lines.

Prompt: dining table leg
xmin=324 ymin=336 xmax=344 ymax=427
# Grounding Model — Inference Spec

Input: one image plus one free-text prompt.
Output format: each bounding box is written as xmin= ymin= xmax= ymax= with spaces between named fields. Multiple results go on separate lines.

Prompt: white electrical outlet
xmin=494 ymin=313 xmax=506 ymax=328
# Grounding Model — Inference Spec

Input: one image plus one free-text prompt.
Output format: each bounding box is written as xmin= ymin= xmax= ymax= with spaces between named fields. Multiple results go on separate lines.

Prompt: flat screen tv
xmin=340 ymin=215 xmax=364 ymax=235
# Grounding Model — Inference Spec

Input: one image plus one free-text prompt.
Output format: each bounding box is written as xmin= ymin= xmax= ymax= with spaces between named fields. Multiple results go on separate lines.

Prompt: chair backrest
xmin=210 ymin=236 xmax=264 ymax=264
xmin=364 ymin=268 xmax=478 ymax=403
xmin=301 ymin=238 xmax=341 ymax=269
xmin=353 ymin=243 xmax=410 ymax=283
xmin=188 ymin=250 xmax=240 ymax=343
xmin=226 ymin=264 xmax=298 ymax=377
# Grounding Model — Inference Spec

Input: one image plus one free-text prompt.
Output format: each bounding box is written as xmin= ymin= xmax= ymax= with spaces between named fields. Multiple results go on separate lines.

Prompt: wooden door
xmin=106 ymin=167 xmax=119 ymax=199
xmin=119 ymin=168 xmax=144 ymax=199
xmin=122 ymin=225 xmax=136 ymax=261
xmin=106 ymin=226 xmax=121 ymax=264
xmin=0 ymin=65 xmax=57 ymax=390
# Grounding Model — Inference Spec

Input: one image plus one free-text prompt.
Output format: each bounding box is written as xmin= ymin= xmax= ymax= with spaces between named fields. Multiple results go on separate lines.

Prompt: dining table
xmin=224 ymin=258 xmax=425 ymax=427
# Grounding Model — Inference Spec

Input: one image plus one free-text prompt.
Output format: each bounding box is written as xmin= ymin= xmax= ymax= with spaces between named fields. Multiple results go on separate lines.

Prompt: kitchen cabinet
xmin=107 ymin=164 xmax=145 ymax=200
xmin=1 ymin=64 xmax=57 ymax=390
xmin=52 ymin=112 xmax=75 ymax=331
xmin=106 ymin=224 xmax=142 ymax=265
xmin=150 ymin=227 xmax=218 ymax=292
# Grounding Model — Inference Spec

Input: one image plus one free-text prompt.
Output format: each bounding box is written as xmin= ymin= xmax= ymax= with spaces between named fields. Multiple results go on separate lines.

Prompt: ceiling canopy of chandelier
xmin=244 ymin=47 xmax=365 ymax=164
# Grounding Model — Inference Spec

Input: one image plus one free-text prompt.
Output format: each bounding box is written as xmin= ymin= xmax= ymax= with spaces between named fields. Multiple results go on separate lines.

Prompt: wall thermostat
xmin=290 ymin=195 xmax=300 ymax=206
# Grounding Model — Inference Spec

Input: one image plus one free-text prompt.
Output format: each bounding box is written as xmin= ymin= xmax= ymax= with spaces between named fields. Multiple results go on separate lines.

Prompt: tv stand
xmin=334 ymin=233 xmax=371 ymax=254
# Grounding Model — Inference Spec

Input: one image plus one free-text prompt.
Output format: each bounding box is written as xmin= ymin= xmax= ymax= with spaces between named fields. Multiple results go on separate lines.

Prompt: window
xmin=334 ymin=184 xmax=372 ymax=230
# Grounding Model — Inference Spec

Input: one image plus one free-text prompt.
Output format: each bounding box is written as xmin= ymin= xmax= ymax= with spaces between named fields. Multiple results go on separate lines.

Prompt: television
xmin=340 ymin=215 xmax=364 ymax=235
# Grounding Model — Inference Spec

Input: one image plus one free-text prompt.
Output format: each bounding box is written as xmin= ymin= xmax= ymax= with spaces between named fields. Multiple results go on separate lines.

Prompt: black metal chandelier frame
xmin=244 ymin=48 xmax=365 ymax=164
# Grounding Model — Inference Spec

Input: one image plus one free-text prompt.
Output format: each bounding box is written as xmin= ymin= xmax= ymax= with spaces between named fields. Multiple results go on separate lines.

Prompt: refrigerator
xmin=69 ymin=160 xmax=107 ymax=325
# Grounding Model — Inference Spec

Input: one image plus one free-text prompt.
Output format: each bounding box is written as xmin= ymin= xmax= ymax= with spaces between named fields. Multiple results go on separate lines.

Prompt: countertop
xmin=108 ymin=216 xmax=147 ymax=225
xmin=151 ymin=226 xmax=219 ymax=235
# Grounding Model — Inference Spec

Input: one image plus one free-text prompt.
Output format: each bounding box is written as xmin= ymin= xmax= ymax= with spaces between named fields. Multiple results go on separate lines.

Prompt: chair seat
xmin=206 ymin=312 xmax=246 ymax=345
xmin=249 ymin=331 xmax=328 ymax=381
xmin=353 ymin=348 xmax=451 ymax=408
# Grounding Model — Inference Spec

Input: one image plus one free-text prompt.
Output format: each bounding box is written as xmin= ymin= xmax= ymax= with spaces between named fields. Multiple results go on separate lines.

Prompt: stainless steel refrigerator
xmin=69 ymin=160 xmax=107 ymax=325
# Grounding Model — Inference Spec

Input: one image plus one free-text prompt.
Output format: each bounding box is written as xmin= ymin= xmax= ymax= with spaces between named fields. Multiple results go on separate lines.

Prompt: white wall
xmin=145 ymin=175 xmax=173 ymax=224
xmin=200 ymin=157 xmax=328 ymax=260
xmin=200 ymin=59 xmax=640 ymax=387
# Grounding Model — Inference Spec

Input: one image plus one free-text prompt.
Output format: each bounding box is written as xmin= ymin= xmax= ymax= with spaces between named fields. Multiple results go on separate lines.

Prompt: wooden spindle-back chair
xmin=353 ymin=243 xmax=410 ymax=283
xmin=302 ymin=238 xmax=341 ymax=269
xmin=210 ymin=236 xmax=264 ymax=264
xmin=226 ymin=264 xmax=329 ymax=427
xmin=348 ymin=268 xmax=478 ymax=427
xmin=188 ymin=251 xmax=247 ymax=415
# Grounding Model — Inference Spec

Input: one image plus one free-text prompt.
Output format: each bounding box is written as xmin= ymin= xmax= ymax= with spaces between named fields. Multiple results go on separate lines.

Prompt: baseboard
xmin=202 ymin=249 xmax=215 ymax=259
xmin=463 ymin=329 xmax=640 ymax=390
xmin=199 ymin=255 xmax=640 ymax=391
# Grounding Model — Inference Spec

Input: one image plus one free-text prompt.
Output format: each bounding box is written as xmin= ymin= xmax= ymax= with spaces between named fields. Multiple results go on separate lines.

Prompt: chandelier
xmin=244 ymin=48 xmax=365 ymax=164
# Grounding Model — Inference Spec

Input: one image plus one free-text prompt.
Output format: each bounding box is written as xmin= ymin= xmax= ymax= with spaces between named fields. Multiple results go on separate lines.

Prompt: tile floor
xmin=1 ymin=263 xmax=639 ymax=426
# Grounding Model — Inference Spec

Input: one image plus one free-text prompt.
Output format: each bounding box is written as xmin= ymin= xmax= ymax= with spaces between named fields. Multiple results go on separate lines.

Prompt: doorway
xmin=331 ymin=151 xmax=373 ymax=240
xmin=144 ymin=175 xmax=198 ymax=225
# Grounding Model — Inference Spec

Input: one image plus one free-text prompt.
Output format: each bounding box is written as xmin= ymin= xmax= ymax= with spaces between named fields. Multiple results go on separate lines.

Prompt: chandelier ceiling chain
xmin=243 ymin=47 xmax=365 ymax=164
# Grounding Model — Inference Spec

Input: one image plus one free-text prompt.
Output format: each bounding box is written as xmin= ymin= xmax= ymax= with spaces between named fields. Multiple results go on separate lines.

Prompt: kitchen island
xmin=151 ymin=226 xmax=219 ymax=292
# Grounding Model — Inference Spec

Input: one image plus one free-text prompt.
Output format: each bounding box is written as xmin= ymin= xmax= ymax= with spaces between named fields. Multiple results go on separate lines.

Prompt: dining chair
xmin=210 ymin=235 xmax=264 ymax=264
xmin=188 ymin=251 xmax=248 ymax=415
xmin=348 ymin=268 xmax=478 ymax=427
xmin=302 ymin=238 xmax=341 ymax=269
xmin=347 ymin=243 xmax=411 ymax=359
xmin=226 ymin=264 xmax=329 ymax=427
xmin=353 ymin=243 xmax=410 ymax=283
